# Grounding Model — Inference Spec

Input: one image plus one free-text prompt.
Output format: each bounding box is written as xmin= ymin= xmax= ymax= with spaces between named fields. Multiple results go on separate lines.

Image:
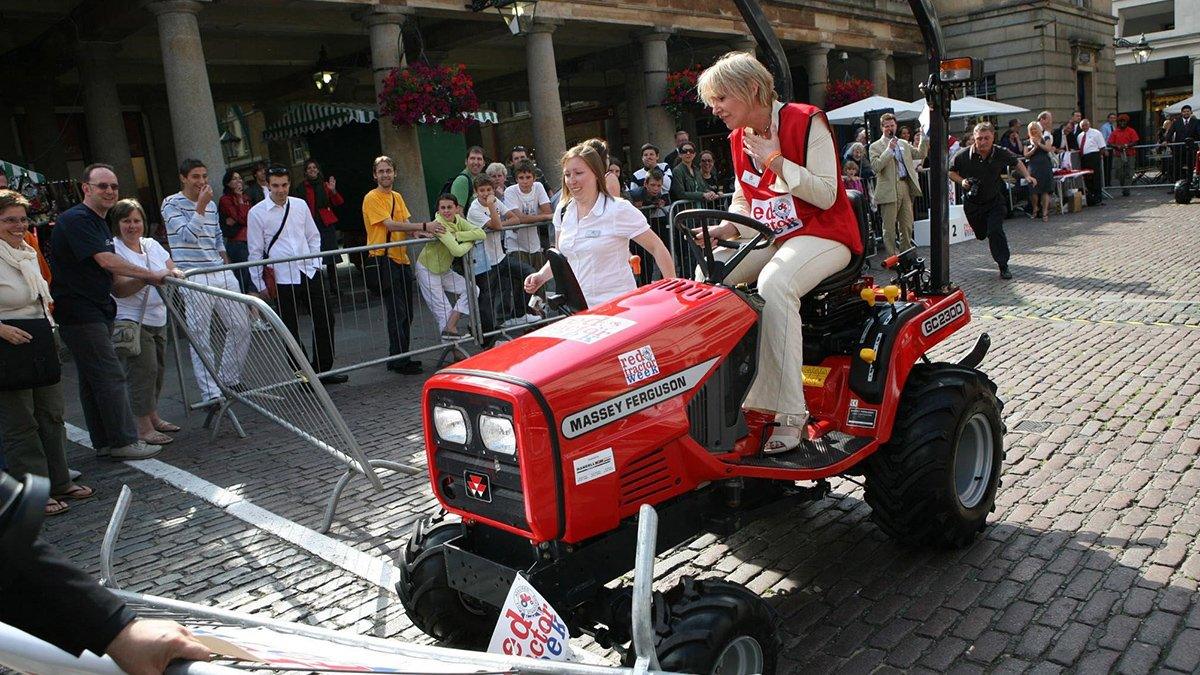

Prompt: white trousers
xmin=415 ymin=261 xmax=473 ymax=332
xmin=181 ymin=270 xmax=251 ymax=400
xmin=717 ymin=235 xmax=851 ymax=418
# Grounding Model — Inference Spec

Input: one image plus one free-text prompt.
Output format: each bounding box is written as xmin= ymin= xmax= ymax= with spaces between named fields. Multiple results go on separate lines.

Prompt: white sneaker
xmin=105 ymin=440 xmax=162 ymax=460
xmin=523 ymin=313 xmax=542 ymax=324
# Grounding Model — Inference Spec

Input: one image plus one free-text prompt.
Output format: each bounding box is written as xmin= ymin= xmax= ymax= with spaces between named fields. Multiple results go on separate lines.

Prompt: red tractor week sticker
xmin=618 ymin=345 xmax=659 ymax=385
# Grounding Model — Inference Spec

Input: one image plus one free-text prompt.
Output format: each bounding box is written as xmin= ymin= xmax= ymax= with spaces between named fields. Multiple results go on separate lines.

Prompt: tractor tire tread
xmin=653 ymin=578 xmax=780 ymax=675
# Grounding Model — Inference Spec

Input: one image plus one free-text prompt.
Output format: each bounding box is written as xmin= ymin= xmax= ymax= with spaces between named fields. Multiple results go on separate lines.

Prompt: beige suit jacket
xmin=869 ymin=135 xmax=929 ymax=204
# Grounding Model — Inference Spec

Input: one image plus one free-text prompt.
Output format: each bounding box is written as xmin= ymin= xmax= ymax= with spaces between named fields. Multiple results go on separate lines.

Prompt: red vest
xmin=730 ymin=103 xmax=862 ymax=254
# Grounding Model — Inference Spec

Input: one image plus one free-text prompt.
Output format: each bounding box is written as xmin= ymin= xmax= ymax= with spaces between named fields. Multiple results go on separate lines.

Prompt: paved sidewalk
xmin=34 ymin=192 xmax=1200 ymax=672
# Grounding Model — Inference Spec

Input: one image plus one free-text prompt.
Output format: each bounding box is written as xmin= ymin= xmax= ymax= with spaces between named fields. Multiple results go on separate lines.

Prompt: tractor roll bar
xmin=729 ymin=0 xmax=954 ymax=293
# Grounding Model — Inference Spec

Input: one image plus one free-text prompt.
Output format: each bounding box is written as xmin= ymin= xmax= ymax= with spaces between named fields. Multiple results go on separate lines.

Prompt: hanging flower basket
xmin=662 ymin=65 xmax=706 ymax=120
xmin=825 ymin=78 xmax=874 ymax=111
xmin=378 ymin=62 xmax=481 ymax=134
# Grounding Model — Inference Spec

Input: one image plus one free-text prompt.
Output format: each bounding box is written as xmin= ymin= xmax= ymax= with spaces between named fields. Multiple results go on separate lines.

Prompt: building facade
xmin=1112 ymin=0 xmax=1199 ymax=136
xmin=3 ymin=0 xmax=1108 ymax=221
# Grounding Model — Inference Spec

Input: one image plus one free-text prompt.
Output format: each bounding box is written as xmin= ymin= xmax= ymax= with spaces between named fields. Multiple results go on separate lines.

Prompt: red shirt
xmin=218 ymin=192 xmax=251 ymax=242
xmin=301 ymin=181 xmax=345 ymax=227
xmin=730 ymin=103 xmax=862 ymax=254
xmin=1107 ymin=127 xmax=1139 ymax=157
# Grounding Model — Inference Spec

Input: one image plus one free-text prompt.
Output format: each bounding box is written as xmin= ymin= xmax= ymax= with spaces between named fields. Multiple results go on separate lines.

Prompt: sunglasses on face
xmin=267 ymin=167 xmax=289 ymax=177
xmin=681 ymin=148 xmax=696 ymax=154
xmin=88 ymin=182 xmax=119 ymax=192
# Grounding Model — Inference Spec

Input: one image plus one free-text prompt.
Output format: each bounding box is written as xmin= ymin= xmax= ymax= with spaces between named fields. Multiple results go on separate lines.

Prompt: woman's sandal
xmin=142 ymin=431 xmax=173 ymax=445
xmin=45 ymin=498 xmax=70 ymax=516
xmin=53 ymin=483 xmax=96 ymax=501
xmin=154 ymin=420 xmax=181 ymax=433
xmin=762 ymin=414 xmax=815 ymax=456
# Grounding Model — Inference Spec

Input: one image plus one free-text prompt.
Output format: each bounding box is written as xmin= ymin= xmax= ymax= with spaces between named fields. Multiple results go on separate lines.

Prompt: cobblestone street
xmin=38 ymin=192 xmax=1200 ymax=673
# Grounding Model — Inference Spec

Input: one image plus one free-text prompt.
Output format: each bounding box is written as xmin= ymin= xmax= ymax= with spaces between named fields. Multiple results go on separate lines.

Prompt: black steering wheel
xmin=673 ymin=209 xmax=776 ymax=285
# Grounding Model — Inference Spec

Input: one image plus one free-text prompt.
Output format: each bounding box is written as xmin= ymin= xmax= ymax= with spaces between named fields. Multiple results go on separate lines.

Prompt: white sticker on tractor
xmin=618 ymin=345 xmax=660 ymax=385
xmin=562 ymin=358 xmax=719 ymax=439
xmin=488 ymin=573 xmax=572 ymax=662
xmin=573 ymin=448 xmax=616 ymax=485
xmin=528 ymin=315 xmax=636 ymax=344
xmin=921 ymin=300 xmax=966 ymax=336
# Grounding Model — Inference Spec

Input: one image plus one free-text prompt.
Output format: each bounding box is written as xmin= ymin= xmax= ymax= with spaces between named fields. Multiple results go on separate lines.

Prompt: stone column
xmin=367 ymin=8 xmax=429 ymax=219
xmin=147 ymin=0 xmax=224 ymax=190
xmin=1193 ymin=55 xmax=1200 ymax=99
xmin=803 ymin=43 xmax=834 ymax=108
xmin=640 ymin=29 xmax=674 ymax=149
xmin=526 ymin=22 xmax=567 ymax=192
xmin=625 ymin=73 xmax=648 ymax=154
xmin=22 ymin=90 xmax=70 ymax=180
xmin=76 ymin=42 xmax=138 ymax=197
xmin=870 ymin=49 xmax=892 ymax=98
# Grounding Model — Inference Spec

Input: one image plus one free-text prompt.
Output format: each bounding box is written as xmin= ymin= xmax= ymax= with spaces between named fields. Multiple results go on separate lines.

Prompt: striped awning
xmin=0 ymin=160 xmax=47 ymax=184
xmin=262 ymin=102 xmax=498 ymax=141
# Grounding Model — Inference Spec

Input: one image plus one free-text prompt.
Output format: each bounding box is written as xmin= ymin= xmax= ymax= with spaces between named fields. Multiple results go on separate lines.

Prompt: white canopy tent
xmin=911 ymin=96 xmax=1029 ymax=120
xmin=1165 ymin=94 xmax=1199 ymax=114
xmin=825 ymin=96 xmax=923 ymax=125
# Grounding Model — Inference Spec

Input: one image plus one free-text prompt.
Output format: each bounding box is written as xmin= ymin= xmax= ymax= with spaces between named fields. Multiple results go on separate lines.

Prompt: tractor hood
xmin=442 ymin=279 xmax=758 ymax=428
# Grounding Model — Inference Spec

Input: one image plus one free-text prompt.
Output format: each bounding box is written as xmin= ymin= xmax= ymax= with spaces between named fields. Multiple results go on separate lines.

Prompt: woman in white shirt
xmin=109 ymin=199 xmax=180 ymax=446
xmin=524 ymin=143 xmax=675 ymax=307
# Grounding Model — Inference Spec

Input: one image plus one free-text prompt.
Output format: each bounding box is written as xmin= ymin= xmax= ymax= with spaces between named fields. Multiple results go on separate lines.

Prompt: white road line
xmin=66 ymin=422 xmax=402 ymax=594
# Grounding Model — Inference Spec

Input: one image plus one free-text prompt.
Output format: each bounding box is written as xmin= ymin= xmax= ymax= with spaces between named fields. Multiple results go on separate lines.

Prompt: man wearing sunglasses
xmin=49 ymin=164 xmax=178 ymax=460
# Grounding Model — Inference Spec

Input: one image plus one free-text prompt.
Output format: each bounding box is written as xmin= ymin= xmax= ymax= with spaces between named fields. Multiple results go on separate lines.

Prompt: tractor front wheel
xmin=396 ymin=513 xmax=497 ymax=648
xmin=864 ymin=364 xmax=1005 ymax=548
xmin=651 ymin=578 xmax=780 ymax=675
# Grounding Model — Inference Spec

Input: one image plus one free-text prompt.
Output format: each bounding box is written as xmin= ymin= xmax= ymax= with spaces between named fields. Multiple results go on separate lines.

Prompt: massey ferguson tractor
xmin=396 ymin=2 xmax=1005 ymax=673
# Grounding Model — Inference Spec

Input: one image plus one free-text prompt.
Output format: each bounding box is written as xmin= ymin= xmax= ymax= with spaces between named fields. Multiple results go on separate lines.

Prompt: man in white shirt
xmin=629 ymin=143 xmax=673 ymax=192
xmin=247 ymin=166 xmax=346 ymax=384
xmin=1077 ymin=119 xmax=1107 ymax=206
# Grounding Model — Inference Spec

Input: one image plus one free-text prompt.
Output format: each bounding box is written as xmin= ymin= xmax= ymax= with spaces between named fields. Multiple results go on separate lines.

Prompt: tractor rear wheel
xmin=864 ymin=364 xmax=1004 ymax=548
xmin=1174 ymin=180 xmax=1194 ymax=204
xmin=651 ymin=578 xmax=780 ymax=675
xmin=396 ymin=513 xmax=497 ymax=648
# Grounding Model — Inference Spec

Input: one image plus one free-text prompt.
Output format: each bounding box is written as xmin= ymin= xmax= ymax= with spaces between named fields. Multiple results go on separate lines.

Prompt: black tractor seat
xmin=801 ymin=188 xmax=870 ymax=300
xmin=545 ymin=247 xmax=588 ymax=315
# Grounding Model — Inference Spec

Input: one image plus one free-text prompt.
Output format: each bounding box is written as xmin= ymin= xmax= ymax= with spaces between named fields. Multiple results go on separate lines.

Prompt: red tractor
xmin=397 ymin=2 xmax=1003 ymax=673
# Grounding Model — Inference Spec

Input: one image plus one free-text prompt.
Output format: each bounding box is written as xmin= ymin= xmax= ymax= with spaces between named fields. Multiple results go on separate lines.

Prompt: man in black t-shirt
xmin=49 ymin=163 xmax=177 ymax=459
xmin=949 ymin=123 xmax=1038 ymax=280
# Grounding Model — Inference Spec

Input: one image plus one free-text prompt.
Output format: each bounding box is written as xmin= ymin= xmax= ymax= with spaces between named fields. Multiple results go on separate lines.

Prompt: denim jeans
xmin=225 ymin=239 xmax=252 ymax=293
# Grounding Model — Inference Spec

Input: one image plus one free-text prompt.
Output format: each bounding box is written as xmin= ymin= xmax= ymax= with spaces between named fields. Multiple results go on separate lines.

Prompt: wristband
xmin=764 ymin=151 xmax=783 ymax=168
xmin=422 ymin=222 xmax=427 ymax=232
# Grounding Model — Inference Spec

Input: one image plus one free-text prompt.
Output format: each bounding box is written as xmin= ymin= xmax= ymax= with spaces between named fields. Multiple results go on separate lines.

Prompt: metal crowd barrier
xmin=1112 ymin=141 xmax=1193 ymax=190
xmin=159 ymin=274 xmax=410 ymax=534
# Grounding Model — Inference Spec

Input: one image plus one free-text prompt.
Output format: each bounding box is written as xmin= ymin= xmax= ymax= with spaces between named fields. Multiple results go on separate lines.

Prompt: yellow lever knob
xmin=859 ymin=348 xmax=876 ymax=363
xmin=883 ymin=285 xmax=901 ymax=303
xmin=859 ymin=287 xmax=877 ymax=306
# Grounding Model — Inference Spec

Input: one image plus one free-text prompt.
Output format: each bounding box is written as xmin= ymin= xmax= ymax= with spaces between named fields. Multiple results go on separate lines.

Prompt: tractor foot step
xmin=739 ymin=431 xmax=871 ymax=470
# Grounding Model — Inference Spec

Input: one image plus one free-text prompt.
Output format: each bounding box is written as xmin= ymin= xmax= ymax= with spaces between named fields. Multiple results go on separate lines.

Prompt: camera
xmin=964 ymin=179 xmax=981 ymax=200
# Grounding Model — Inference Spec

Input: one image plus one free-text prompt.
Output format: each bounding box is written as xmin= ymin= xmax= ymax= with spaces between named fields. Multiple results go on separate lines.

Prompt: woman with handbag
xmin=0 ymin=189 xmax=94 ymax=516
xmin=109 ymin=199 xmax=179 ymax=446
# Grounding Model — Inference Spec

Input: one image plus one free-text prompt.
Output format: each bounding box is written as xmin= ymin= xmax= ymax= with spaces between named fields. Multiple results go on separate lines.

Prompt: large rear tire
xmin=1174 ymin=180 xmax=1194 ymax=204
xmin=864 ymin=364 xmax=1005 ymax=548
xmin=396 ymin=513 xmax=498 ymax=648
xmin=652 ymin=578 xmax=780 ymax=675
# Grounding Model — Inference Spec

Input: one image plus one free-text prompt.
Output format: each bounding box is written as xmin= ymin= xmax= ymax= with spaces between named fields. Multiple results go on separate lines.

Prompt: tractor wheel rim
xmin=711 ymin=636 xmax=764 ymax=675
xmin=954 ymin=412 xmax=994 ymax=509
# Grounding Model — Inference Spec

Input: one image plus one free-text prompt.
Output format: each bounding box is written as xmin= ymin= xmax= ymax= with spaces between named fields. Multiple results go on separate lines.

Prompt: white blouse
xmin=555 ymin=196 xmax=649 ymax=307
xmin=113 ymin=238 xmax=170 ymax=327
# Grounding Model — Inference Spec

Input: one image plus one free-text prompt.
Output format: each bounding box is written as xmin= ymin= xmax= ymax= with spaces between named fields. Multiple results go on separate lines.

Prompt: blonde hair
xmin=697 ymin=51 xmax=776 ymax=110
xmin=372 ymin=155 xmax=395 ymax=170
xmin=1026 ymin=121 xmax=1042 ymax=138
xmin=559 ymin=143 xmax=609 ymax=210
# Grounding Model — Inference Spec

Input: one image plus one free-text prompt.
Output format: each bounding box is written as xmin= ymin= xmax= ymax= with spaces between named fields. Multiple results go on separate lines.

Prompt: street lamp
xmin=219 ymin=130 xmax=241 ymax=164
xmin=466 ymin=0 xmax=538 ymax=35
xmin=1114 ymin=34 xmax=1152 ymax=64
xmin=312 ymin=45 xmax=339 ymax=94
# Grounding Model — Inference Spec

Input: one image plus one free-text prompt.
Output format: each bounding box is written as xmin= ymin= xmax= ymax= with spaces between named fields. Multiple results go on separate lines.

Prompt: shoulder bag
xmin=111 ymin=244 xmax=152 ymax=358
xmin=0 ymin=299 xmax=61 ymax=391
xmin=260 ymin=200 xmax=290 ymax=299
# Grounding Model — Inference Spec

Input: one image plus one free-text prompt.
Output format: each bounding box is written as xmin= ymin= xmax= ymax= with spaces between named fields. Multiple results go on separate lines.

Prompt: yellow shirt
xmin=362 ymin=188 xmax=412 ymax=264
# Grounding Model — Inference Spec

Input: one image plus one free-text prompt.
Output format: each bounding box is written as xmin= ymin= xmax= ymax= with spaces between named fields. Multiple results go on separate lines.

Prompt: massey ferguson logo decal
xmin=921 ymin=301 xmax=966 ymax=336
xmin=562 ymin=358 xmax=719 ymax=439
xmin=464 ymin=472 xmax=492 ymax=503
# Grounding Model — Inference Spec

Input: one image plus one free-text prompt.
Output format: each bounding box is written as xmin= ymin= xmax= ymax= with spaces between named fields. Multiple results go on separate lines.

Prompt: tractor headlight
xmin=433 ymin=405 xmax=469 ymax=444
xmin=479 ymin=414 xmax=517 ymax=455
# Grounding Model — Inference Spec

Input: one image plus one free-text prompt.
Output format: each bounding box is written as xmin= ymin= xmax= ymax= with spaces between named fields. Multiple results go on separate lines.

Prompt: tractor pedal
xmin=739 ymin=430 xmax=871 ymax=470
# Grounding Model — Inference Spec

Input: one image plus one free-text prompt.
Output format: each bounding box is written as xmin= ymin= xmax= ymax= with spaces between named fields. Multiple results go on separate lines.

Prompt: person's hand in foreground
xmin=107 ymin=619 xmax=211 ymax=675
